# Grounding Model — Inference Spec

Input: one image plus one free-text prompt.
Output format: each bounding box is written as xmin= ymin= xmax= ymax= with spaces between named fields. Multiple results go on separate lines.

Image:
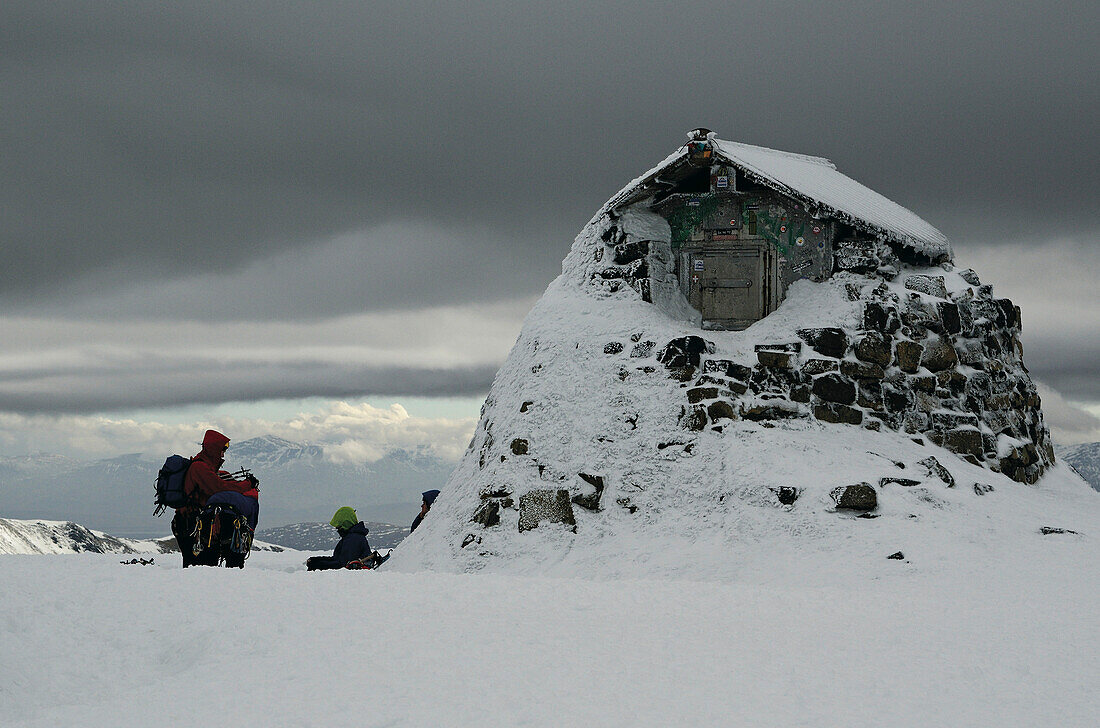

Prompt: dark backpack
xmin=153 ymin=455 xmax=193 ymax=516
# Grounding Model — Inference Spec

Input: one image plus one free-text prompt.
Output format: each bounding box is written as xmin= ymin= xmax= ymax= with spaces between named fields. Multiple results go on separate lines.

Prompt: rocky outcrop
xmin=647 ymin=269 xmax=1054 ymax=484
xmin=831 ymin=483 xmax=878 ymax=511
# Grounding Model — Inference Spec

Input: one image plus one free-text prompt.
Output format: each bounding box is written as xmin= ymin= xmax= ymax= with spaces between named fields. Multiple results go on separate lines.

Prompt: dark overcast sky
xmin=1 ymin=0 xmax=1098 ymax=426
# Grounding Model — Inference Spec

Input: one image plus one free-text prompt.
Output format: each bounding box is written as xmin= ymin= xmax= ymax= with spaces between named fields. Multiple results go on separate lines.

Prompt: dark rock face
xmin=802 ymin=359 xmax=839 ymax=376
xmin=658 ymin=336 xmax=713 ymax=369
xmin=855 ymin=332 xmax=892 ymax=367
xmin=937 ymin=302 xmax=961 ymax=335
xmin=834 ymin=239 xmax=880 ymax=273
xmin=814 ymin=402 xmax=863 ymax=425
xmin=841 ymin=360 xmax=885 ymax=380
xmin=920 ymin=337 xmax=959 ymax=372
xmin=687 ymin=386 xmax=726 ymax=404
xmin=572 ymin=473 xmax=605 ymax=511
xmin=813 ymin=373 xmax=856 ymax=404
xmin=774 ymin=486 xmax=800 ymax=505
xmin=942 ymin=429 xmax=985 ymax=459
xmin=790 ymin=385 xmax=811 ymax=403
xmin=904 ymin=274 xmax=948 ymax=299
xmin=741 ymin=403 xmax=802 ymax=421
xmin=518 ymin=489 xmax=576 ymax=532
xmin=630 ymin=340 xmax=655 ymax=358
xmin=973 ymin=482 xmax=994 ymax=496
xmin=887 ymin=551 xmax=905 ymax=560
xmin=959 ymin=269 xmax=981 ymax=286
xmin=862 ymin=302 xmax=901 ymax=335
xmin=757 ymin=350 xmax=793 ymax=368
xmin=831 ymin=483 xmax=878 ymax=510
xmin=680 ymin=407 xmax=708 ymax=431
xmin=613 ymin=240 xmax=649 ymax=265
xmin=797 ymin=327 xmax=849 ymax=359
xmin=471 ymin=500 xmax=501 ymax=528
xmin=707 ymin=400 xmax=737 ymax=421
xmin=880 ymin=477 xmax=921 ymax=487
xmin=510 ymin=438 xmax=529 ymax=455
xmin=919 ymin=456 xmax=956 ymax=487
xmin=604 ymin=342 xmax=624 ymax=354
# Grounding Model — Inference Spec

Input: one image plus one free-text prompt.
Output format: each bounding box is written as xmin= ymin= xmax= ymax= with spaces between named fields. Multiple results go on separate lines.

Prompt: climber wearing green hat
xmin=305 ymin=506 xmax=378 ymax=571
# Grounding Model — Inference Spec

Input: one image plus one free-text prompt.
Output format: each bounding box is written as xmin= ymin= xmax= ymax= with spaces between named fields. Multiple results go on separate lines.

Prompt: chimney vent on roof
xmin=686 ymin=128 xmax=716 ymax=166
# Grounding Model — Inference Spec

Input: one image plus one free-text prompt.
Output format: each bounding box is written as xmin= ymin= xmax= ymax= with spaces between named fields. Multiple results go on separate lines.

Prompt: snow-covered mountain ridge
xmin=0 ymin=517 xmax=159 ymax=555
xmin=1060 ymin=442 xmax=1100 ymax=492
xmin=0 ymin=517 xmax=289 ymax=555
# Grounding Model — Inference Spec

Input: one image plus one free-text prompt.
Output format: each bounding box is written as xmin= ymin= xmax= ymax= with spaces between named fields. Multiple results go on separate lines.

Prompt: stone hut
xmin=606 ymin=128 xmax=951 ymax=330
xmin=389 ymin=129 xmax=1065 ymax=576
xmin=585 ymin=129 xmax=1053 ymax=484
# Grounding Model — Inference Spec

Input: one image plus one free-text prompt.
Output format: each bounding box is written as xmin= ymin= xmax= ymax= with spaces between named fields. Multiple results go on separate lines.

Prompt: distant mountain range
xmin=257 ymin=521 xmax=409 ymax=551
xmin=0 ymin=435 xmax=453 ymax=537
xmin=1059 ymin=442 xmax=1100 ymax=493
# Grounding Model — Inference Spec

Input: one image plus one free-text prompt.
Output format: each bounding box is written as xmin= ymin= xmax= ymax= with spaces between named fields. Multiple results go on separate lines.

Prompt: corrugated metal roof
xmin=600 ymin=137 xmax=951 ymax=261
xmin=713 ymin=139 xmax=951 ymax=260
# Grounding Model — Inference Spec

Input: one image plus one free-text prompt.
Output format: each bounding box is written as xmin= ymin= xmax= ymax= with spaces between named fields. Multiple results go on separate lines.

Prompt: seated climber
xmin=410 ymin=489 xmax=441 ymax=533
xmin=306 ymin=507 xmax=378 ymax=571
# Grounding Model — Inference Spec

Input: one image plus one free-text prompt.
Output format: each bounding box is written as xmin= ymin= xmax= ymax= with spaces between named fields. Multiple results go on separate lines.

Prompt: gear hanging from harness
xmin=192 ymin=504 xmax=254 ymax=566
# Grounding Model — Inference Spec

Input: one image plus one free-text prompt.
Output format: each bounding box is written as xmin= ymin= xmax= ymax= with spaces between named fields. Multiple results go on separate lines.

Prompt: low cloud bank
xmin=0 ymin=400 xmax=477 ymax=463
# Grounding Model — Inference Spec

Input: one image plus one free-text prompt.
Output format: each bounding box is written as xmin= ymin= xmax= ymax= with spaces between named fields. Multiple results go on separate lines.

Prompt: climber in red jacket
xmin=172 ymin=429 xmax=259 ymax=567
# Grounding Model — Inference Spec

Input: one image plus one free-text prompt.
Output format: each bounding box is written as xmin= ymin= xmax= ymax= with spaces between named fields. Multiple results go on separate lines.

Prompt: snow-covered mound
xmin=389 ymin=153 xmax=1089 ymax=577
xmin=0 ymin=517 xmax=159 ymax=555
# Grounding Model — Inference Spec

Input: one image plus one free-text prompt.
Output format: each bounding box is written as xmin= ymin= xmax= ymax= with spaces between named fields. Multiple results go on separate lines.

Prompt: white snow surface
xmin=1 ymin=527 xmax=1097 ymax=727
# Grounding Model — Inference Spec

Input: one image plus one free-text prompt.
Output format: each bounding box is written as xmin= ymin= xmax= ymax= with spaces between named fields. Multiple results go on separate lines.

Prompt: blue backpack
xmin=153 ymin=455 xmax=193 ymax=516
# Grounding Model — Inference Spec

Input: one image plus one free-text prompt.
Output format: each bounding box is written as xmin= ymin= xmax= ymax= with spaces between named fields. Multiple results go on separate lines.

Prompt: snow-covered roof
xmin=605 ymin=136 xmax=951 ymax=261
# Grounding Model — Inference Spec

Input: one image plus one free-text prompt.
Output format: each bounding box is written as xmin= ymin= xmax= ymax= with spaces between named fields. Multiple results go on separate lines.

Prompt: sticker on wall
xmin=715 ymin=175 xmax=729 ymax=189
xmin=691 ymin=274 xmax=700 ymax=285
xmin=693 ymin=259 xmax=705 ymax=271
xmin=812 ymin=225 xmax=821 ymax=234
xmin=817 ymin=241 xmax=825 ymax=249
xmin=780 ymin=225 xmax=787 ymax=233
xmin=688 ymin=198 xmax=701 ymax=207
xmin=795 ymin=236 xmax=805 ymax=246
xmin=790 ymin=259 xmax=812 ymax=273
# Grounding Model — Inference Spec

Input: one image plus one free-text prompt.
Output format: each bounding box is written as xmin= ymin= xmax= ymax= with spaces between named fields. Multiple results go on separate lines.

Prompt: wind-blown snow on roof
xmin=601 ymin=137 xmax=951 ymax=261
xmin=713 ymin=139 xmax=951 ymax=259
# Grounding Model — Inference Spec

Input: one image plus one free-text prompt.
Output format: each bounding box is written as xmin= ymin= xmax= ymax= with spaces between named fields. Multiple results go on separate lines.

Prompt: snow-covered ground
xmin=2 ymin=520 xmax=1097 ymax=727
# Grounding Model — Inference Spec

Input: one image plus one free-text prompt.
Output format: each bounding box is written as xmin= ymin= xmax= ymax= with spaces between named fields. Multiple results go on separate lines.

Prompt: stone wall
xmin=661 ymin=265 xmax=1054 ymax=484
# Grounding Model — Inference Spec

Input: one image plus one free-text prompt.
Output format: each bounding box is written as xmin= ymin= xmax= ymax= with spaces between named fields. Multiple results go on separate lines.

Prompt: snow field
xmin=1 ymin=541 xmax=1097 ymax=727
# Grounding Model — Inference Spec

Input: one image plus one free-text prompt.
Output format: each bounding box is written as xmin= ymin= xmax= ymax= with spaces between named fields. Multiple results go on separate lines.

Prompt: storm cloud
xmin=1 ymin=1 xmax=1097 ymax=430
xmin=4 ymin=2 xmax=1097 ymax=302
